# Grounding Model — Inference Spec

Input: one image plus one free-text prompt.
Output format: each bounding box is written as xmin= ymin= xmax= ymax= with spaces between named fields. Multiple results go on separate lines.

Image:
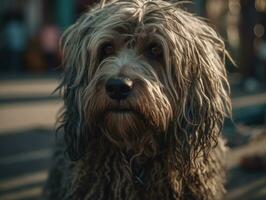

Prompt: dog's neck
xmin=120 ymin=147 xmax=165 ymax=187
xmin=81 ymin=135 xmax=168 ymax=186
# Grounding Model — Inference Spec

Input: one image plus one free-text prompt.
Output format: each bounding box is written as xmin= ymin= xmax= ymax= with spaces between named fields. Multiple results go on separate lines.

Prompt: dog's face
xmin=84 ymin=21 xmax=175 ymax=152
xmin=59 ymin=0 xmax=231 ymax=160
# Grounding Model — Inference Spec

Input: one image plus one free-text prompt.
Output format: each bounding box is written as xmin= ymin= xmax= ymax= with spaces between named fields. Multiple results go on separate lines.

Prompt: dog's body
xmin=45 ymin=137 xmax=226 ymax=200
xmin=44 ymin=1 xmax=231 ymax=199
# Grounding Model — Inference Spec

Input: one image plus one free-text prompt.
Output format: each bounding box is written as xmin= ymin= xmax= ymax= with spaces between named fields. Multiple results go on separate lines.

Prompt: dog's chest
xmin=68 ymin=152 xmax=176 ymax=200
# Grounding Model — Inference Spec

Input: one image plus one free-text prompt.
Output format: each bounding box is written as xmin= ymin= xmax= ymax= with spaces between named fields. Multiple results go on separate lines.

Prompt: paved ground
xmin=0 ymin=77 xmax=265 ymax=200
xmin=0 ymin=78 xmax=60 ymax=200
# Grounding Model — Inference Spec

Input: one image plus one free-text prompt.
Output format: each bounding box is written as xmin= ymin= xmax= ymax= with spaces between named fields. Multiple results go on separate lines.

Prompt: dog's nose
xmin=105 ymin=77 xmax=133 ymax=100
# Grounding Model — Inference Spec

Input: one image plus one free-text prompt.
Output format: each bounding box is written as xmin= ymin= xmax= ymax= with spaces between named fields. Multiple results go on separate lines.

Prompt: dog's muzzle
xmin=105 ymin=77 xmax=133 ymax=101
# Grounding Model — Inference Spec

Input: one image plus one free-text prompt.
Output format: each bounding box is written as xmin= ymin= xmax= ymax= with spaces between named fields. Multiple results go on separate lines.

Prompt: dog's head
xmin=58 ymin=0 xmax=231 ymax=161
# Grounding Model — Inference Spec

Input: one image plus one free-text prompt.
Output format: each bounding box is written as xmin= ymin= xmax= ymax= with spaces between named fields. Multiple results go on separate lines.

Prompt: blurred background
xmin=0 ymin=0 xmax=265 ymax=199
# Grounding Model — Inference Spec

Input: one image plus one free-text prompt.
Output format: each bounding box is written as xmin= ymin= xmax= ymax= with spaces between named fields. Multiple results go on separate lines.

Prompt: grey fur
xmin=44 ymin=1 xmax=231 ymax=199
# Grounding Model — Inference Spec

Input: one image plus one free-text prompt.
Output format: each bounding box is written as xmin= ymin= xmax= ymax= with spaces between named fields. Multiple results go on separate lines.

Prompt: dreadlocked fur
xmin=44 ymin=0 xmax=231 ymax=199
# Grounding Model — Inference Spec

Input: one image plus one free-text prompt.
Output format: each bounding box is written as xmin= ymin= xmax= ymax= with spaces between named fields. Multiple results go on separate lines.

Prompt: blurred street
xmin=0 ymin=77 xmax=60 ymax=200
xmin=0 ymin=76 xmax=265 ymax=200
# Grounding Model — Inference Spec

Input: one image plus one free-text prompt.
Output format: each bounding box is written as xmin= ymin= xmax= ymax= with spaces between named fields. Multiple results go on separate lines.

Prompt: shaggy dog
xmin=44 ymin=0 xmax=231 ymax=199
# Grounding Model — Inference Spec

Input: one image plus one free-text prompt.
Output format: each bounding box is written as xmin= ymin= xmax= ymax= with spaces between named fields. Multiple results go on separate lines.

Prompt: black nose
xmin=105 ymin=77 xmax=133 ymax=100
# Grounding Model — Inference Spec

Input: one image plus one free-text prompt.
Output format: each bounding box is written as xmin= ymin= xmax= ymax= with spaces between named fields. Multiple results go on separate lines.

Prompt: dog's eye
xmin=101 ymin=43 xmax=115 ymax=58
xmin=147 ymin=43 xmax=162 ymax=58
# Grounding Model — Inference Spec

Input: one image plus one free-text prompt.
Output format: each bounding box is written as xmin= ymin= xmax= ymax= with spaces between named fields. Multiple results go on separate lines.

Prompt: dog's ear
xmin=57 ymin=14 xmax=95 ymax=161
xmin=166 ymin=14 xmax=232 ymax=171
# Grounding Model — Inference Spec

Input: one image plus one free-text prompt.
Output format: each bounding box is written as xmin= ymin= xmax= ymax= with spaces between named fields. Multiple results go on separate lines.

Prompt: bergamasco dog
xmin=44 ymin=0 xmax=231 ymax=199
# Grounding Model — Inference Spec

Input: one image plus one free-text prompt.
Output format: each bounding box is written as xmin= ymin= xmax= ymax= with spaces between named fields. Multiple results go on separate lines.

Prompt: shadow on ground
xmin=226 ymin=166 xmax=266 ymax=200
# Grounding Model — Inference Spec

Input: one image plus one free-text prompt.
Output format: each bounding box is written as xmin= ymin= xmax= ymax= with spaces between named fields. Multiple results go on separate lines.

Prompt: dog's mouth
xmin=96 ymin=103 xmax=159 ymax=131
xmin=105 ymin=108 xmax=135 ymax=114
xmin=100 ymin=106 xmax=147 ymax=124
xmin=97 ymin=107 xmax=139 ymax=123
